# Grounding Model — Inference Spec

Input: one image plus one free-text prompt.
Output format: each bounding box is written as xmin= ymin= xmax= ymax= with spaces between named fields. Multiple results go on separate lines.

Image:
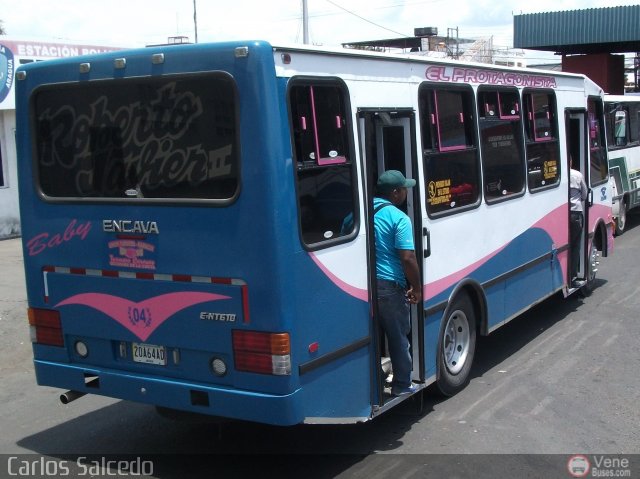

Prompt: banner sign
xmin=0 ymin=39 xmax=124 ymax=110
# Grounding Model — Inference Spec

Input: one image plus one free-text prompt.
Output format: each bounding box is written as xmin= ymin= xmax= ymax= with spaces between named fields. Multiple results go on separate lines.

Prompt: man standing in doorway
xmin=569 ymin=158 xmax=588 ymax=288
xmin=374 ymin=170 xmax=422 ymax=396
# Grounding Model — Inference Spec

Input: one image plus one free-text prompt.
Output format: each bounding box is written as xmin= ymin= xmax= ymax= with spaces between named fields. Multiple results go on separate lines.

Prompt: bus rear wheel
xmin=436 ymin=294 xmax=476 ymax=397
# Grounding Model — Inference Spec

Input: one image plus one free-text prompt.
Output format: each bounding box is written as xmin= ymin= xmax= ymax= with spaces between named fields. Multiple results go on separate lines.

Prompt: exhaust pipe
xmin=60 ymin=390 xmax=86 ymax=404
xmin=59 ymin=376 xmax=100 ymax=404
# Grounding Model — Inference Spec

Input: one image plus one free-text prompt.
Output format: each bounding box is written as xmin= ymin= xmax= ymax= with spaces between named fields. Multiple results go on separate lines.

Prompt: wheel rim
xmin=588 ymin=242 xmax=599 ymax=282
xmin=443 ymin=310 xmax=470 ymax=375
xmin=618 ymin=200 xmax=627 ymax=230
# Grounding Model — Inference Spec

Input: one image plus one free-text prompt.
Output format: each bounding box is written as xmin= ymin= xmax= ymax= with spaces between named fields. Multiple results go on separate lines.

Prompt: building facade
xmin=0 ymin=38 xmax=123 ymax=239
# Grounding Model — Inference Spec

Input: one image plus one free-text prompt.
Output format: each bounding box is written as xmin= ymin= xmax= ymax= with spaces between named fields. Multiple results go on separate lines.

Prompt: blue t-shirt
xmin=373 ymin=197 xmax=415 ymax=286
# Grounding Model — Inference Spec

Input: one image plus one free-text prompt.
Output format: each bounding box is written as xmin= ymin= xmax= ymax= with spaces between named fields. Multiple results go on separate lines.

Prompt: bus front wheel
xmin=615 ymin=197 xmax=627 ymax=236
xmin=436 ymin=294 xmax=477 ymax=397
xmin=580 ymin=238 xmax=599 ymax=297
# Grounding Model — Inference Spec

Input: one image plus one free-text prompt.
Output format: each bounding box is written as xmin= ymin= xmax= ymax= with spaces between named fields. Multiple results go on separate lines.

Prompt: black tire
xmin=580 ymin=237 xmax=599 ymax=297
xmin=615 ymin=197 xmax=627 ymax=236
xmin=436 ymin=294 xmax=477 ymax=397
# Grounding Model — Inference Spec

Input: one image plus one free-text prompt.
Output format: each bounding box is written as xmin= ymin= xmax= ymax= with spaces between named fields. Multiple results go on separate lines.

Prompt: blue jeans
xmin=377 ymin=279 xmax=412 ymax=389
xmin=570 ymin=211 xmax=584 ymax=279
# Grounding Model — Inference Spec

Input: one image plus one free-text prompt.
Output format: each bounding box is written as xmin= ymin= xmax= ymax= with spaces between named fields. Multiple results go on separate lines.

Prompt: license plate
xmin=132 ymin=342 xmax=166 ymax=365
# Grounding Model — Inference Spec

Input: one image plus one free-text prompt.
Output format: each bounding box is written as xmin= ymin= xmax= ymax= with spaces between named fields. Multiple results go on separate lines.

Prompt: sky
xmin=1 ymin=0 xmax=639 ymax=64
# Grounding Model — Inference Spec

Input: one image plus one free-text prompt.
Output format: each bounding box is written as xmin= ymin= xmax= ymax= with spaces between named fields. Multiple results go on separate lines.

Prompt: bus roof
xmin=14 ymin=39 xmax=604 ymax=95
xmin=271 ymin=41 xmax=593 ymax=81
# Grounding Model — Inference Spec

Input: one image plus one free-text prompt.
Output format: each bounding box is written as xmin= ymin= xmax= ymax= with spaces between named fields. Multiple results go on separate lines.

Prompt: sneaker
xmin=391 ymin=384 xmax=419 ymax=397
xmin=572 ymin=279 xmax=586 ymax=288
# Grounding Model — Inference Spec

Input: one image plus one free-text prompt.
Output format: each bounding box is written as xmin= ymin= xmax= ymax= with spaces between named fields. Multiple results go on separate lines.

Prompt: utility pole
xmin=193 ymin=0 xmax=199 ymax=43
xmin=446 ymin=27 xmax=459 ymax=59
xmin=302 ymin=0 xmax=309 ymax=44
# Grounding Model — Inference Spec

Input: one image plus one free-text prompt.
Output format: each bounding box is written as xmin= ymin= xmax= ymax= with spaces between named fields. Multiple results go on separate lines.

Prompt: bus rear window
xmin=33 ymin=73 xmax=238 ymax=201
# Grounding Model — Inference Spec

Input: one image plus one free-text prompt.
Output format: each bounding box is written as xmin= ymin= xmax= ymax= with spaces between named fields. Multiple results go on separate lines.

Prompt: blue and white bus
xmin=15 ymin=41 xmax=613 ymax=425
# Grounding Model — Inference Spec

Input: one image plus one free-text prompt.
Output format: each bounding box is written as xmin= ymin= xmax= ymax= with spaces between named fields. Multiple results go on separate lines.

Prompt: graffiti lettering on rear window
xmin=35 ymin=74 xmax=238 ymax=200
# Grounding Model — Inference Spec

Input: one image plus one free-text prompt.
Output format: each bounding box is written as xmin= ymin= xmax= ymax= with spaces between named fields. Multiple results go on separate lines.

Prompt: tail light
xmin=28 ymin=308 xmax=64 ymax=347
xmin=232 ymin=330 xmax=291 ymax=375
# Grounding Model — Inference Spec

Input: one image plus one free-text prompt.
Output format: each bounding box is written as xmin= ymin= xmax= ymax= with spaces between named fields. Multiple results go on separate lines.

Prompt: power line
xmin=323 ymin=0 xmax=410 ymax=38
xmin=301 ymin=0 xmax=447 ymax=21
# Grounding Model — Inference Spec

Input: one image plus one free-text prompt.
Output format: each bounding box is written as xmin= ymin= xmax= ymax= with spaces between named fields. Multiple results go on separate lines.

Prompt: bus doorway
xmin=358 ymin=109 xmax=424 ymax=406
xmin=565 ymin=110 xmax=588 ymax=287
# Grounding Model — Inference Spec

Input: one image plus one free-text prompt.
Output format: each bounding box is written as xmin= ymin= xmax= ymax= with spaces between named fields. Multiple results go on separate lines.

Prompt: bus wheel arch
xmin=435 ymin=281 xmax=485 ymax=397
xmin=592 ymin=218 xmax=608 ymax=256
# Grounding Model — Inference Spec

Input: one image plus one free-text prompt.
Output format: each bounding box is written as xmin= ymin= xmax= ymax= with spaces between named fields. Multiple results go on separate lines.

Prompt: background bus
xmin=605 ymin=94 xmax=640 ymax=235
xmin=16 ymin=41 xmax=613 ymax=426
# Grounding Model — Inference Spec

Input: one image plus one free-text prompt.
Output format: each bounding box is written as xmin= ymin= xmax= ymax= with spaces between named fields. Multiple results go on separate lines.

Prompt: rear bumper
xmin=34 ymin=360 xmax=304 ymax=426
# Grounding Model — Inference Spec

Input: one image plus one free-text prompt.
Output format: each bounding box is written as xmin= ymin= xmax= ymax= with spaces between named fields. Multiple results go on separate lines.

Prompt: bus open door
xmin=358 ymin=109 xmax=425 ymax=410
xmin=566 ymin=97 xmax=610 ymax=296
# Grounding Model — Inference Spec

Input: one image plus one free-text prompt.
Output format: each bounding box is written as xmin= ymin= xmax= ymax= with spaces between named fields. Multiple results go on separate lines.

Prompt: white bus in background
xmin=605 ymin=94 xmax=640 ymax=234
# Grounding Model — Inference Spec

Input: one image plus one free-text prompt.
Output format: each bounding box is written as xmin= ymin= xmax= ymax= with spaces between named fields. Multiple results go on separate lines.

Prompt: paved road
xmin=1 ymin=215 xmax=639 ymax=478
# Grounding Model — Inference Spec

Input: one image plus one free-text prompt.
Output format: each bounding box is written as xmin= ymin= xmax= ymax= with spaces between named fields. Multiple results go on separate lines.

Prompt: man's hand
xmin=406 ymin=285 xmax=422 ymax=304
xmin=399 ymin=249 xmax=422 ymax=304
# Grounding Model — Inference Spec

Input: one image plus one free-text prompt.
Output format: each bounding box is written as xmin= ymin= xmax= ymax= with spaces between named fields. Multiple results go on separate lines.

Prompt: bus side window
xmin=625 ymin=102 xmax=640 ymax=144
xmin=606 ymin=102 xmax=636 ymax=148
xmin=419 ymin=84 xmax=480 ymax=216
xmin=523 ymin=90 xmax=560 ymax=192
xmin=498 ymin=91 xmax=520 ymax=119
xmin=588 ymin=97 xmax=609 ymax=186
xmin=289 ymin=81 xmax=357 ymax=247
xmin=478 ymin=87 xmax=525 ymax=201
xmin=614 ymin=109 xmax=628 ymax=146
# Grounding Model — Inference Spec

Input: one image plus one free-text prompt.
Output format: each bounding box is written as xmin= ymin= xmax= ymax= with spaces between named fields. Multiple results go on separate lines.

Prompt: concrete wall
xmin=562 ymin=53 xmax=625 ymax=94
xmin=0 ymin=110 xmax=20 ymax=239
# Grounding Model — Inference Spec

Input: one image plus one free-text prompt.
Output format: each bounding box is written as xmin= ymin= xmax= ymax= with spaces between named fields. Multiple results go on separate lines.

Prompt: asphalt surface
xmin=1 ymin=215 xmax=639 ymax=478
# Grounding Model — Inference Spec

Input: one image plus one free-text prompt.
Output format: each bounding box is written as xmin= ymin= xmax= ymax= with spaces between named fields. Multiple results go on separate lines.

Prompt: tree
xmin=0 ymin=20 xmax=5 ymax=35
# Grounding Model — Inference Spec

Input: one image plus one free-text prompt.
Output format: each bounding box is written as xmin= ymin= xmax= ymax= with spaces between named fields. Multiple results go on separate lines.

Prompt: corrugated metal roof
xmin=514 ymin=6 xmax=640 ymax=54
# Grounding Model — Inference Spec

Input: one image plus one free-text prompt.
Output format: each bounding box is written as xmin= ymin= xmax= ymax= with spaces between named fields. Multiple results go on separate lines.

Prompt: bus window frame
xmin=587 ymin=96 xmax=609 ymax=188
xmin=419 ymin=82 xmax=482 ymax=219
xmin=523 ymin=89 xmax=561 ymax=194
xmin=613 ymin=108 xmax=629 ymax=147
xmin=605 ymin=101 xmax=640 ymax=151
xmin=477 ymin=86 xmax=526 ymax=205
xmin=287 ymin=76 xmax=360 ymax=251
xmin=29 ymin=71 xmax=242 ymax=206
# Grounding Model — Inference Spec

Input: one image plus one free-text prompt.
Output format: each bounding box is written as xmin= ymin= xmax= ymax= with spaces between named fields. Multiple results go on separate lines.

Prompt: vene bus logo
xmin=567 ymin=455 xmax=591 ymax=477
